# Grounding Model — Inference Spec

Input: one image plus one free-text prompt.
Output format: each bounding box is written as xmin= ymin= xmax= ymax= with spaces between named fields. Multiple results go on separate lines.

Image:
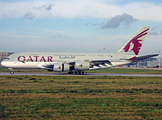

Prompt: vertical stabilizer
xmin=118 ymin=26 xmax=150 ymax=55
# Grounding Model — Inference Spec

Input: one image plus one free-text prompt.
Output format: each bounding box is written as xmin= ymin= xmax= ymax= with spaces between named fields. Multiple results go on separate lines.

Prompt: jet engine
xmin=53 ymin=63 xmax=70 ymax=72
xmin=74 ymin=61 xmax=90 ymax=70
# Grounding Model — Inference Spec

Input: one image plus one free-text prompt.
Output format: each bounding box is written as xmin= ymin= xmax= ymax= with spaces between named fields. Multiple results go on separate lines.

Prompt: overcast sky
xmin=0 ymin=0 xmax=162 ymax=56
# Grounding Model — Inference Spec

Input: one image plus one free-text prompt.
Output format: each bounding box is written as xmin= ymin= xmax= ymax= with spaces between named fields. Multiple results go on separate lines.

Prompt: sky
xmin=0 ymin=0 xmax=162 ymax=56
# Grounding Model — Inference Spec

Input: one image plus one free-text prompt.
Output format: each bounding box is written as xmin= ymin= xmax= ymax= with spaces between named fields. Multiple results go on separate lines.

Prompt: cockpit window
xmin=4 ymin=58 xmax=9 ymax=60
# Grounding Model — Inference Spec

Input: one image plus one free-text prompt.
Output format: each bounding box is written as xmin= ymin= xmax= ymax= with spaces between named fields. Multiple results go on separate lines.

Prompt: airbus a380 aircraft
xmin=1 ymin=26 xmax=158 ymax=74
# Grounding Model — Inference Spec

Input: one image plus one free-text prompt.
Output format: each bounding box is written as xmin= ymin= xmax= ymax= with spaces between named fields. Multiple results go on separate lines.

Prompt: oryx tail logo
xmin=123 ymin=28 xmax=149 ymax=55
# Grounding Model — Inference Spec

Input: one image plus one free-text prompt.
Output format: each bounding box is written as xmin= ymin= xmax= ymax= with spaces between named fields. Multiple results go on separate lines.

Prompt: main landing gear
xmin=68 ymin=71 xmax=87 ymax=75
xmin=9 ymin=68 xmax=14 ymax=74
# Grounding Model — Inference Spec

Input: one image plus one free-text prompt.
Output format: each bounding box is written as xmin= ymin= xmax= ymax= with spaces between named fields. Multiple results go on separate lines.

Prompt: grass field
xmin=0 ymin=76 xmax=162 ymax=119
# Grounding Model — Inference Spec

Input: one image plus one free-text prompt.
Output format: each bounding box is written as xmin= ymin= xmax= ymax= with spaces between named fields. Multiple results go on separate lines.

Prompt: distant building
xmin=126 ymin=58 xmax=157 ymax=68
xmin=147 ymin=58 xmax=162 ymax=68
xmin=0 ymin=52 xmax=14 ymax=66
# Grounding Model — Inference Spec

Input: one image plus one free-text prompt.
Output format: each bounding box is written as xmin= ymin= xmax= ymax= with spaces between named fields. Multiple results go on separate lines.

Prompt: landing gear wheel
xmin=68 ymin=71 xmax=73 ymax=74
xmin=9 ymin=68 xmax=14 ymax=74
xmin=10 ymin=71 xmax=14 ymax=74
xmin=70 ymin=71 xmax=87 ymax=75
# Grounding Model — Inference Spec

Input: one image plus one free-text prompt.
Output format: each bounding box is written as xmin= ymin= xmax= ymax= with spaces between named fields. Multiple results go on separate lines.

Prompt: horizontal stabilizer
xmin=120 ymin=54 xmax=158 ymax=62
xmin=134 ymin=54 xmax=158 ymax=61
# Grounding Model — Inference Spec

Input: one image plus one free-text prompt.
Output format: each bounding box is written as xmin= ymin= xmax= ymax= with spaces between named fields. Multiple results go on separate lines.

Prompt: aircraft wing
xmin=41 ymin=59 xmax=113 ymax=70
xmin=60 ymin=59 xmax=112 ymax=64
xmin=89 ymin=59 xmax=111 ymax=64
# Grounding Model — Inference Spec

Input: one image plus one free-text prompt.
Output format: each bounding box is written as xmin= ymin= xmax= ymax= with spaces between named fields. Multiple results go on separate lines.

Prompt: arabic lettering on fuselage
xmin=17 ymin=55 xmax=75 ymax=63
xmin=59 ymin=56 xmax=75 ymax=59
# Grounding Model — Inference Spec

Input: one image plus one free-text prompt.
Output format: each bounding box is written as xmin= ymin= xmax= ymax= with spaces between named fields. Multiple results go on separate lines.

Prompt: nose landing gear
xmin=9 ymin=68 xmax=14 ymax=74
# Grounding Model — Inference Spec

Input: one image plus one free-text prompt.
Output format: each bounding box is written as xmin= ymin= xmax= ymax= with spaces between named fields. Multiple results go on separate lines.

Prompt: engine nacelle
xmin=53 ymin=63 xmax=70 ymax=72
xmin=75 ymin=61 xmax=90 ymax=70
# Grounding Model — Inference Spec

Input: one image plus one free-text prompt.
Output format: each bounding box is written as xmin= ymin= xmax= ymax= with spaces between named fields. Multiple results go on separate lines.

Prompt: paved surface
xmin=0 ymin=72 xmax=162 ymax=77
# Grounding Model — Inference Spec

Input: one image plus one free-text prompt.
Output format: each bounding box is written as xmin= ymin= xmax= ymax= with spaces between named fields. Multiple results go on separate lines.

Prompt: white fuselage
xmin=1 ymin=52 xmax=132 ymax=70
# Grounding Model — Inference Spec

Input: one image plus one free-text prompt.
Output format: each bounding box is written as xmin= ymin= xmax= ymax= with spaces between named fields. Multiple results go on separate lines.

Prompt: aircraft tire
xmin=10 ymin=71 xmax=14 ymax=74
xmin=68 ymin=71 xmax=73 ymax=74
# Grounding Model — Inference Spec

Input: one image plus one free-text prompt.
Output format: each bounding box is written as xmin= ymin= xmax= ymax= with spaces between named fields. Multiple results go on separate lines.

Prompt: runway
xmin=1 ymin=72 xmax=162 ymax=77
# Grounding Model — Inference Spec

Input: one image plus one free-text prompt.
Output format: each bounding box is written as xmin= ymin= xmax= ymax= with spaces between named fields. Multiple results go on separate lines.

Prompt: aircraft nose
xmin=1 ymin=60 xmax=6 ymax=67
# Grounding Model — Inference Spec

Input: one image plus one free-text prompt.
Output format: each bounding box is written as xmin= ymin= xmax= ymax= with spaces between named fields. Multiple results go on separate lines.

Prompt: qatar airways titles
xmin=18 ymin=55 xmax=76 ymax=63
